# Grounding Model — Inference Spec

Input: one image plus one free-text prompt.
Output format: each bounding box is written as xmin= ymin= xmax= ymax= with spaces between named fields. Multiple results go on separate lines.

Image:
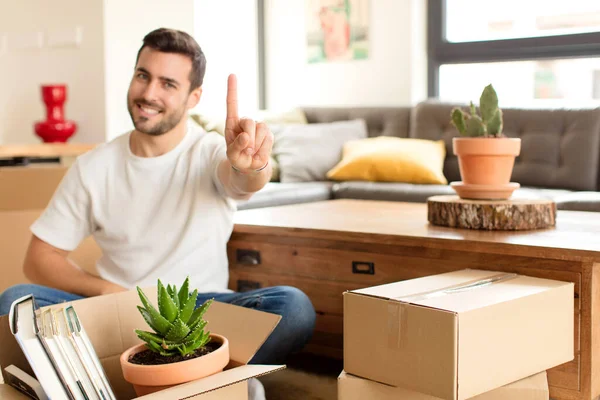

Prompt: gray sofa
xmin=238 ymin=102 xmax=600 ymax=212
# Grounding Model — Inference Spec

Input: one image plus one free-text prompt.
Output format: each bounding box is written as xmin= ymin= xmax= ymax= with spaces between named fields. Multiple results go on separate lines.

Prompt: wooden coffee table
xmin=227 ymin=199 xmax=600 ymax=400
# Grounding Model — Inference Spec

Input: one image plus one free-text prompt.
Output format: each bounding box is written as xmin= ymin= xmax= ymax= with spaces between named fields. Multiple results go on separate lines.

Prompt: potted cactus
xmin=449 ymin=84 xmax=521 ymax=199
xmin=120 ymin=277 xmax=229 ymax=396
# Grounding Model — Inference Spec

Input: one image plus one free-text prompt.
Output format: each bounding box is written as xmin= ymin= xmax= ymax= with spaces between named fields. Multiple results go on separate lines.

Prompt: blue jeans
xmin=0 ymin=284 xmax=316 ymax=365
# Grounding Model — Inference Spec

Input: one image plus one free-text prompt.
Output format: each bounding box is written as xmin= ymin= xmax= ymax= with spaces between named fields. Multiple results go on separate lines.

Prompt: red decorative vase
xmin=34 ymin=84 xmax=77 ymax=143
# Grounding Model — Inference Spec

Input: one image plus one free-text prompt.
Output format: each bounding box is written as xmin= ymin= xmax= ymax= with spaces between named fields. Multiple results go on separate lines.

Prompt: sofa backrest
xmin=303 ymin=107 xmax=412 ymax=138
xmin=409 ymin=101 xmax=600 ymax=191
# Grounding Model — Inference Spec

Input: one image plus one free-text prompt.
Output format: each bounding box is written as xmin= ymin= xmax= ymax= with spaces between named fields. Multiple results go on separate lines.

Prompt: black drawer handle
xmin=236 ymin=249 xmax=261 ymax=265
xmin=352 ymin=261 xmax=375 ymax=275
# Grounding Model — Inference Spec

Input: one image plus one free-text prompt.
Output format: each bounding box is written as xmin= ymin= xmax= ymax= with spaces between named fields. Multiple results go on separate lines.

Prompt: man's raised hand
xmin=224 ymin=74 xmax=272 ymax=173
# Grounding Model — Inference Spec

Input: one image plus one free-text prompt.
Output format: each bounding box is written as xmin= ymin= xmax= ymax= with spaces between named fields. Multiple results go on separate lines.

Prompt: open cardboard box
xmin=344 ymin=269 xmax=573 ymax=400
xmin=0 ymin=287 xmax=285 ymax=399
xmin=338 ymin=370 xmax=549 ymax=400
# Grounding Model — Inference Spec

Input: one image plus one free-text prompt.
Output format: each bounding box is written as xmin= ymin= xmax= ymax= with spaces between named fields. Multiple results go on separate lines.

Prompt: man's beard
xmin=128 ymin=99 xmax=186 ymax=136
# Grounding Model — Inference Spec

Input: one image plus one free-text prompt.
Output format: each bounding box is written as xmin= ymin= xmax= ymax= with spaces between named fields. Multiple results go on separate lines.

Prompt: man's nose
xmin=141 ymin=80 xmax=160 ymax=101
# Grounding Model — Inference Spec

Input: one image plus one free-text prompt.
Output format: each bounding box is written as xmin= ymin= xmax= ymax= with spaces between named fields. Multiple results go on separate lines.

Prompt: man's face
xmin=127 ymin=47 xmax=200 ymax=136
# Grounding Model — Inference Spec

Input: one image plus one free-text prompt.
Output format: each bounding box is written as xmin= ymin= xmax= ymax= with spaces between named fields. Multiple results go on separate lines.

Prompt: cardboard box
xmin=0 ymin=287 xmax=285 ymax=399
xmin=338 ymin=370 xmax=549 ymax=400
xmin=344 ymin=269 xmax=573 ymax=400
xmin=0 ymin=165 xmax=101 ymax=293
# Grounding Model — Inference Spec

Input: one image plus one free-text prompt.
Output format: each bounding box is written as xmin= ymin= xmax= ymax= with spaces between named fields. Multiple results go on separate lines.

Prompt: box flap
xmin=0 ymin=384 xmax=32 ymax=400
xmin=135 ymin=364 xmax=285 ymax=399
xmin=350 ymin=269 xmax=571 ymax=314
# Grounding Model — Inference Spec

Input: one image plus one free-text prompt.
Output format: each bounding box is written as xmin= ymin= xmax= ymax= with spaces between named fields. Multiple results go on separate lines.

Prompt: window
xmin=428 ymin=0 xmax=600 ymax=106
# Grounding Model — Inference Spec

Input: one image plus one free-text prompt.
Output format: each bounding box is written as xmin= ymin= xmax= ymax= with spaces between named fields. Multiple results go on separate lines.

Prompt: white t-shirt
xmin=30 ymin=122 xmax=237 ymax=293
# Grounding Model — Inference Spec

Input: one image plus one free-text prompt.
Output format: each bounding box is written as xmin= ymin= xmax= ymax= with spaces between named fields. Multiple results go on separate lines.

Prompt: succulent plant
xmin=450 ymin=84 xmax=504 ymax=138
xmin=135 ymin=276 xmax=213 ymax=357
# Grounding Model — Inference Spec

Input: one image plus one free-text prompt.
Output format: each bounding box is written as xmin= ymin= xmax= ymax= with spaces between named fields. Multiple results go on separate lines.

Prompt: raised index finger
xmin=226 ymin=74 xmax=239 ymax=120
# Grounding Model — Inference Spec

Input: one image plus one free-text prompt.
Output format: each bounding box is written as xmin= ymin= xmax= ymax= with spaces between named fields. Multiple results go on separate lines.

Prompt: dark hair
xmin=136 ymin=28 xmax=206 ymax=91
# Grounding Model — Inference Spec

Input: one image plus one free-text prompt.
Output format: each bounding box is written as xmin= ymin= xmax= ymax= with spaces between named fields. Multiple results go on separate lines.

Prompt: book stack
xmin=7 ymin=295 xmax=116 ymax=400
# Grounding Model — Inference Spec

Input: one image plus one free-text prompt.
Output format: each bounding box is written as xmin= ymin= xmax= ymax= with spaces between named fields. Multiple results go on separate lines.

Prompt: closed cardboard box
xmin=344 ymin=269 xmax=573 ymax=400
xmin=338 ymin=371 xmax=549 ymax=400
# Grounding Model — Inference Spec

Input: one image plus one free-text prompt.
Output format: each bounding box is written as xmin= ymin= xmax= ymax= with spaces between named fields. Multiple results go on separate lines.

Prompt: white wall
xmin=0 ymin=0 xmax=105 ymax=144
xmin=103 ymin=0 xmax=195 ymax=141
xmin=264 ymin=0 xmax=427 ymax=109
xmin=193 ymin=0 xmax=259 ymax=118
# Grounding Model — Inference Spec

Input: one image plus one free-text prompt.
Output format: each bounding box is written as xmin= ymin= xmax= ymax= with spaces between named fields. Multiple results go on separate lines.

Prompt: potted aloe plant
xmin=120 ymin=277 xmax=229 ymax=396
xmin=450 ymin=84 xmax=521 ymax=200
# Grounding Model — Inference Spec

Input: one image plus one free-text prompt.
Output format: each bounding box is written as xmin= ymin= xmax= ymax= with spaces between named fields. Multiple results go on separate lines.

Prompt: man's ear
xmin=187 ymin=87 xmax=202 ymax=109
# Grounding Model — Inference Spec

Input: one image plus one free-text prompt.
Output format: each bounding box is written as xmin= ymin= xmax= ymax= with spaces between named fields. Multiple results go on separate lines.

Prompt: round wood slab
xmin=427 ymin=195 xmax=556 ymax=231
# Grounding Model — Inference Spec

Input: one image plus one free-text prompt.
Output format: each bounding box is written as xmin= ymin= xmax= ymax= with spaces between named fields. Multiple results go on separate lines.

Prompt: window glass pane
xmin=439 ymin=58 xmax=600 ymax=107
xmin=446 ymin=0 xmax=600 ymax=43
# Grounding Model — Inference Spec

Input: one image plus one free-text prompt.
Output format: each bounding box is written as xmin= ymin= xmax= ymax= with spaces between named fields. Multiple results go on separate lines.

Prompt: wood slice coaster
xmin=427 ymin=195 xmax=556 ymax=231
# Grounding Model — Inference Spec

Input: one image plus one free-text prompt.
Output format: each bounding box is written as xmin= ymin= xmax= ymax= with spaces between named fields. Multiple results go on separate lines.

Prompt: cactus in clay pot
xmin=450 ymin=84 xmax=504 ymax=138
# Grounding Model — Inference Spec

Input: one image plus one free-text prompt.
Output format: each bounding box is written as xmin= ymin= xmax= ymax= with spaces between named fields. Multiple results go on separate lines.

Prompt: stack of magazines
xmin=8 ymin=294 xmax=116 ymax=400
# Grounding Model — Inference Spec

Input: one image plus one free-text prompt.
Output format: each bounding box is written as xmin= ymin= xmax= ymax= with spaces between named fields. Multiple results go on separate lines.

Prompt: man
xmin=0 ymin=28 xmax=316 ymax=375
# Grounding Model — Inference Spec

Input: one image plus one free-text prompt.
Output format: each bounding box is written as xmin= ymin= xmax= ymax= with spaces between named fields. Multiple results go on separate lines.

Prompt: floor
xmin=260 ymin=353 xmax=342 ymax=400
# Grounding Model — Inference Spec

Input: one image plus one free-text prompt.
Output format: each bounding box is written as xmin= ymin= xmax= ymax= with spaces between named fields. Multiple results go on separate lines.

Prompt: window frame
xmin=427 ymin=0 xmax=600 ymax=97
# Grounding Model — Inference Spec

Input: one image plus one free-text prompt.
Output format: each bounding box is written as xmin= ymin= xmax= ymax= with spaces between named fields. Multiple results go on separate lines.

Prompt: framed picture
xmin=306 ymin=0 xmax=370 ymax=63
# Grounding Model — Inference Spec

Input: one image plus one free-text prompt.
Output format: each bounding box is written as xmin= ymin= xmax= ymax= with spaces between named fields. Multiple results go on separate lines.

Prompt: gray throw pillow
xmin=273 ymin=119 xmax=368 ymax=183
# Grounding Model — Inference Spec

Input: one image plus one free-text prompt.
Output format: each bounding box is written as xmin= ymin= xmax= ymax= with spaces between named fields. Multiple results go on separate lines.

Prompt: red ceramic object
xmin=34 ymin=84 xmax=77 ymax=143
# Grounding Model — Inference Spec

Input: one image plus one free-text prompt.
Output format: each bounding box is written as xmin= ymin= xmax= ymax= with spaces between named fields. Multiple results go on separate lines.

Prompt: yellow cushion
xmin=326 ymin=137 xmax=448 ymax=184
xmin=189 ymin=108 xmax=308 ymax=182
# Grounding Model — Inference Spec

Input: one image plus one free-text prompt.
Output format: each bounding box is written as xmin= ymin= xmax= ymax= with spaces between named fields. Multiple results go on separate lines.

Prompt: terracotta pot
xmin=120 ymin=333 xmax=229 ymax=396
xmin=452 ymin=137 xmax=521 ymax=200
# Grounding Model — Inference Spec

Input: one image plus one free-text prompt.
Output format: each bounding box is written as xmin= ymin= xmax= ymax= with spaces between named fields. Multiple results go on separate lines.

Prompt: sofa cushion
xmin=331 ymin=181 xmax=574 ymax=204
xmin=236 ymin=182 xmax=334 ymax=210
xmin=303 ymin=107 xmax=411 ymax=138
xmin=326 ymin=137 xmax=448 ymax=184
xmin=553 ymin=192 xmax=600 ymax=212
xmin=410 ymin=101 xmax=600 ymax=191
xmin=273 ymin=119 xmax=368 ymax=183
xmin=332 ymin=181 xmax=455 ymax=203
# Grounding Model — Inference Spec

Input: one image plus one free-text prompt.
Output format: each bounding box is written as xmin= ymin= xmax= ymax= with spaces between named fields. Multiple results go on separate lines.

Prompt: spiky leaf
xmin=165 ymin=318 xmax=190 ymax=342
xmin=487 ymin=108 xmax=503 ymax=137
xmin=480 ymin=84 xmax=499 ymax=123
xmin=137 ymin=306 xmax=160 ymax=333
xmin=171 ymin=285 xmax=179 ymax=309
xmin=178 ymin=277 xmax=190 ymax=307
xmin=135 ymin=329 xmax=164 ymax=345
xmin=188 ymin=299 xmax=213 ymax=329
xmin=465 ymin=115 xmax=486 ymax=137
xmin=179 ymin=289 xmax=198 ymax=324
xmin=136 ymin=288 xmax=173 ymax=335
xmin=450 ymin=108 xmax=467 ymax=135
xmin=158 ymin=282 xmax=178 ymax=323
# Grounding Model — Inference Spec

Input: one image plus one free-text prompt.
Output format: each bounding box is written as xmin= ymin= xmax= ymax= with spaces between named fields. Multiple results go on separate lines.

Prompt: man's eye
xmin=165 ymin=83 xmax=176 ymax=89
xmin=137 ymin=73 xmax=148 ymax=80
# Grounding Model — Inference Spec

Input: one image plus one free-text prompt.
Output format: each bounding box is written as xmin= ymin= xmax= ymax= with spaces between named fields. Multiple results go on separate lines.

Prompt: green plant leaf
xmin=188 ymin=299 xmax=213 ymax=329
xmin=137 ymin=306 xmax=160 ymax=333
xmin=165 ymin=318 xmax=191 ymax=342
xmin=158 ymin=282 xmax=179 ymax=323
xmin=171 ymin=285 xmax=179 ymax=309
xmin=480 ymin=84 xmax=499 ymax=123
xmin=450 ymin=108 xmax=467 ymax=135
xmin=135 ymin=329 xmax=164 ymax=345
xmin=178 ymin=277 xmax=190 ymax=307
xmin=179 ymin=289 xmax=198 ymax=324
xmin=470 ymin=101 xmax=477 ymax=117
xmin=137 ymin=288 xmax=173 ymax=335
xmin=465 ymin=115 xmax=486 ymax=137
xmin=486 ymin=108 xmax=503 ymax=137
